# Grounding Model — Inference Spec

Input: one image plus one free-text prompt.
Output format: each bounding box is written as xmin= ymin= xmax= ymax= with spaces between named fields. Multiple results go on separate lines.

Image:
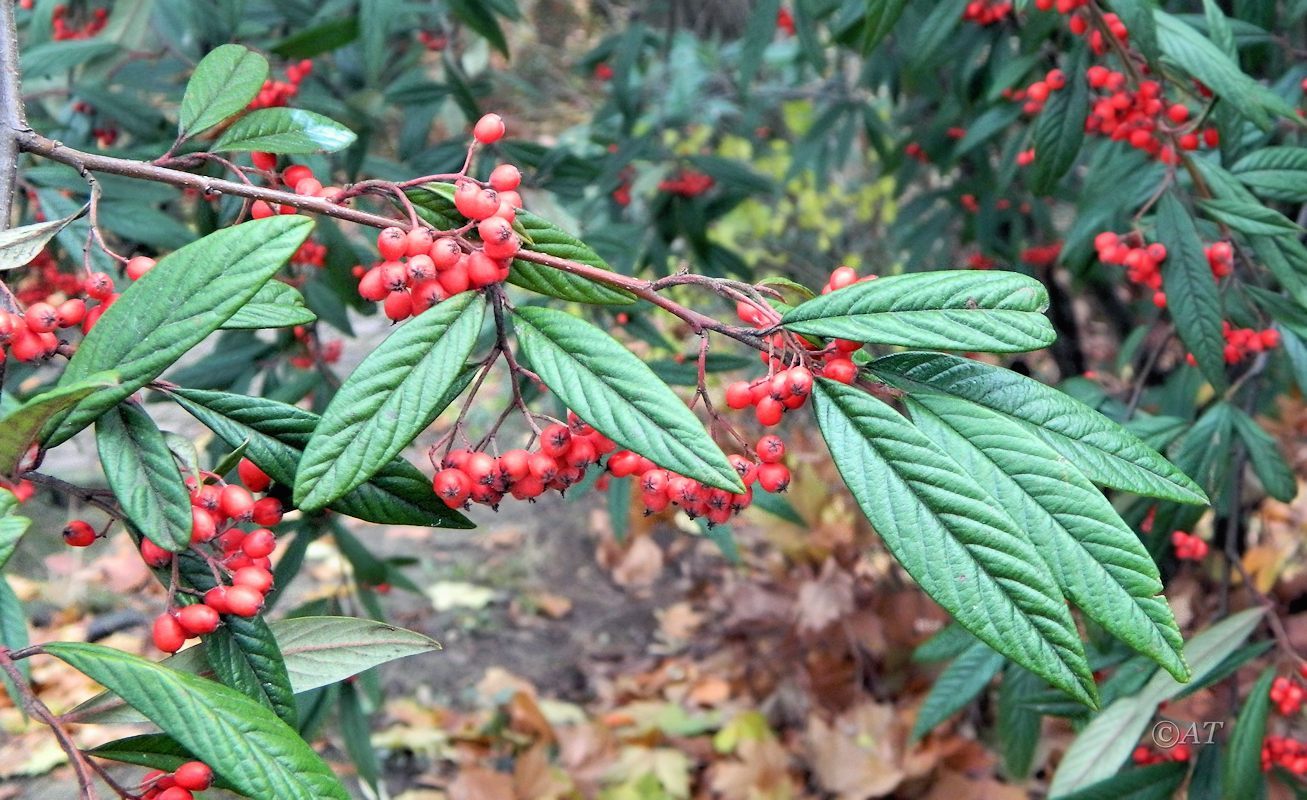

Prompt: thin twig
xmin=0 ymin=648 xmax=103 ymax=800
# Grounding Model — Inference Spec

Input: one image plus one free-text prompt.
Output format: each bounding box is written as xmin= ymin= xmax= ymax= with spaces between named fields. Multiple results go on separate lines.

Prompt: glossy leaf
xmin=295 ymin=292 xmax=486 ymax=511
xmin=511 ymin=210 xmax=637 ymax=305
xmin=167 ymin=388 xmax=471 ymax=528
xmin=513 ymin=305 xmax=744 ymax=493
xmin=1049 ymin=608 xmax=1264 ymax=796
xmin=222 ymin=281 xmax=317 ymax=329
xmin=907 ymin=394 xmax=1188 ymax=680
xmin=0 ymin=490 xmax=30 ymax=572
xmin=0 ymin=205 xmax=87 ymax=271
xmin=1029 ymin=47 xmax=1089 ymax=194
xmin=0 ymin=376 xmax=115 ymax=477
xmin=1198 ymin=198 xmax=1304 ymax=236
xmin=47 ymin=216 xmax=313 ymax=447
xmin=204 ymin=616 xmax=298 ymax=727
xmin=178 ymin=44 xmax=269 ymax=138
xmin=214 ymin=108 xmax=357 ymax=154
xmin=95 ymin=402 xmax=193 ymax=552
xmin=448 ymin=0 xmax=509 ymax=56
xmin=1156 ymin=191 xmax=1227 ymax=391
xmin=1223 ymin=666 xmax=1274 ymax=799
xmin=812 ymin=378 xmax=1097 ymax=706
xmin=45 ymin=642 xmax=349 ymax=800
xmin=1231 ymin=408 xmax=1297 ymax=502
xmin=1053 ymin=762 xmax=1187 ymax=800
xmin=781 ymin=270 xmax=1055 ymax=353
xmin=1230 ymin=147 xmax=1307 ymax=202
xmin=909 ymin=640 xmax=1005 ymax=742
xmin=871 ymin=352 xmax=1207 ymax=504
xmin=859 ymin=0 xmax=909 ymax=52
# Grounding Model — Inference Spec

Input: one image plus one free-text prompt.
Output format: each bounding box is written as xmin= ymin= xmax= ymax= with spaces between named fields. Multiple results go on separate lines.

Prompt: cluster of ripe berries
xmin=352 ymin=115 xmax=523 ymax=321
xmin=962 ymin=0 xmax=1014 ymax=26
xmin=1084 ymin=72 xmax=1218 ymax=163
xmin=1264 ymin=735 xmax=1307 ymax=776
xmin=48 ymin=3 xmax=108 ymax=40
xmin=1170 ymin=530 xmax=1208 ymax=562
xmin=632 ymin=435 xmax=790 ymax=525
xmin=248 ymin=60 xmax=313 ymax=110
xmin=143 ymin=459 xmax=283 ymax=653
xmin=657 ymin=169 xmax=715 ymax=197
xmin=1008 ymin=69 xmax=1067 ymax=115
xmin=1131 ymin=743 xmax=1191 ymax=765
xmin=1094 ymin=232 xmax=1236 ymax=308
xmin=137 ymin=762 xmax=213 ymax=800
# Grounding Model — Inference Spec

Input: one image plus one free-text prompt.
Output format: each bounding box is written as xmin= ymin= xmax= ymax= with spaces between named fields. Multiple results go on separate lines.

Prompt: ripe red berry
xmin=152 ymin=613 xmax=187 ymax=653
xmin=203 ymin=587 xmax=230 ymax=614
xmin=242 ymin=528 xmax=277 ymax=559
xmin=756 ymin=462 xmax=791 ymax=493
xmin=24 ymin=302 xmax=58 ymax=333
xmin=190 ymin=507 xmax=217 ymax=544
xmin=498 ymin=449 xmax=532 ymax=482
xmin=282 ymin=165 xmax=313 ymax=187
xmin=785 ymin=366 xmax=814 ymax=397
xmin=829 ymin=266 xmax=857 ymax=290
xmin=156 ymin=786 xmax=194 ymax=800
xmin=433 ymin=468 xmax=473 ymax=507
xmin=438 ymin=261 xmax=471 ymax=295
xmin=223 ymin=585 xmax=264 ymax=617
xmin=822 ymin=358 xmax=857 ymax=384
xmin=140 ymin=538 xmax=173 ymax=568
xmin=728 ymin=454 xmax=757 ymax=485
xmin=377 ymin=227 xmax=408 ymax=261
xmin=756 ymin=435 xmax=786 ymax=463
xmin=237 ymin=458 xmax=271 ymax=493
xmin=430 ymin=237 xmax=463 ymax=269
xmin=85 ymin=271 xmax=114 ymax=299
xmin=527 ymin=453 xmax=559 ymax=482
xmin=384 ymin=289 xmax=413 ymax=321
xmin=251 ymin=497 xmax=283 ymax=527
xmin=219 ymin=484 xmax=255 ymax=520
xmin=173 ymin=762 xmax=213 ymax=792
xmin=406 ymin=227 xmax=436 ymax=257
xmin=176 ymin=604 xmax=221 ymax=637
xmin=55 ymin=298 xmax=85 ymax=328
xmin=232 ymin=566 xmax=274 ymax=594
xmin=62 ymin=520 xmax=96 ymax=547
xmin=725 ymin=381 xmax=753 ymax=409
xmin=453 ymin=180 xmax=500 ymax=220
xmin=473 ymin=113 xmax=506 ymax=144
xmin=489 ymin=164 xmax=521 ymax=191
xmin=466 ymin=250 xmax=503 ymax=288
xmin=125 ymin=255 xmax=156 ymax=280
xmin=755 ymin=397 xmax=784 ymax=426
xmin=540 ymin=424 xmax=572 ymax=457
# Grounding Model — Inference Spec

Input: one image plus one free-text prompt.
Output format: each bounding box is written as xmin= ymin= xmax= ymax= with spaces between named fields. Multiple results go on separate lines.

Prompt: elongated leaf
xmin=47 ymin=217 xmax=314 ymax=447
xmin=1156 ymin=191 xmax=1227 ymax=391
xmin=997 ymin=665 xmax=1043 ymax=779
xmin=1231 ymin=408 xmax=1297 ymax=502
xmin=45 ymin=642 xmax=349 ymax=800
xmin=88 ymin=733 xmax=236 ymax=791
xmin=1230 ymin=147 xmax=1307 ymax=202
xmin=448 ymin=0 xmax=509 ymax=55
xmin=295 ymin=293 xmax=485 ymax=511
xmin=860 ymin=0 xmax=909 ymax=52
xmin=910 ymin=640 xmax=1005 ymax=741
xmin=95 ymin=402 xmax=193 ymax=552
xmin=405 ymin=182 xmax=463 ymax=231
xmin=339 ymin=682 xmax=380 ymax=790
xmin=1049 ymin=608 xmax=1264 ymax=796
xmin=179 ymin=44 xmax=269 ymax=138
xmin=222 ymin=281 xmax=317 ymax=329
xmin=0 ymin=376 xmax=115 ymax=477
xmin=1223 ymin=666 xmax=1274 ymax=799
xmin=0 ymin=577 xmax=29 ymax=708
xmin=907 ymin=394 xmax=1188 ymax=680
xmin=812 ymin=379 xmax=1096 ymax=706
xmin=70 ymin=616 xmax=439 ymax=724
xmin=511 ymin=211 xmax=636 ymax=305
xmin=0 ymin=205 xmax=87 ymax=271
xmin=1053 ymin=762 xmax=1187 ymax=800
xmin=214 ymin=109 xmax=357 ymax=154
xmin=1198 ymin=198 xmax=1304 ymax=236
xmin=0 ymin=504 xmax=30 ymax=572
xmin=738 ymin=0 xmax=782 ymax=91
xmin=204 ymin=616 xmax=297 ymax=727
xmin=870 ymin=352 xmax=1207 ymax=504
xmin=781 ymin=270 xmax=1055 ymax=353
xmin=513 ymin=306 xmax=744 ymax=493
xmin=166 ymin=388 xmax=471 ymax=528
xmin=1029 ymin=47 xmax=1089 ymax=194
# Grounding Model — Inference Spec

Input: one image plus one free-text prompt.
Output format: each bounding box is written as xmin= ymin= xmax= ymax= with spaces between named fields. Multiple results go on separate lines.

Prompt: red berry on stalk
xmin=757 ymin=462 xmax=791 ymax=493
xmin=755 ymin=434 xmax=786 ymax=463
xmin=725 ymin=381 xmax=753 ymax=409
xmin=384 ymin=290 xmax=413 ymax=321
xmin=62 ymin=520 xmax=97 ymax=547
xmin=233 ymin=566 xmax=275 ymax=594
xmin=125 ymin=256 xmax=156 ymax=281
xmin=540 ymin=424 xmax=572 ymax=457
xmin=152 ymin=613 xmax=187 ymax=653
xmin=728 ymin=454 xmax=757 ymax=485
xmin=190 ymin=507 xmax=217 ymax=544
xmin=156 ymin=787 xmax=194 ymax=800
xmin=203 ymin=587 xmax=230 ymax=614
xmin=755 ymin=396 xmax=784 ymax=426
xmin=140 ymin=538 xmax=173 ymax=568
xmin=173 ymin=762 xmax=214 ymax=792
xmin=242 ymin=528 xmax=277 ymax=559
xmin=377 ymin=227 xmax=408 ymax=261
xmin=223 ymin=585 xmax=264 ymax=617
xmin=55 ymin=298 xmax=86 ymax=328
xmin=237 ymin=458 xmax=271 ymax=493
xmin=176 ymin=604 xmax=220 ymax=637
xmin=433 ymin=468 xmax=473 ymax=507
xmin=219 ymin=484 xmax=255 ymax=520
xmin=251 ymin=497 xmax=284 ymax=527
xmin=406 ymin=227 xmax=436 ymax=257
xmin=431 ymin=237 xmax=463 ymax=269
xmin=822 ymin=358 xmax=857 ymax=384
xmin=24 ymin=302 xmax=58 ymax=333
xmin=473 ymin=113 xmax=506 ymax=144
xmin=489 ymin=164 xmax=521 ymax=191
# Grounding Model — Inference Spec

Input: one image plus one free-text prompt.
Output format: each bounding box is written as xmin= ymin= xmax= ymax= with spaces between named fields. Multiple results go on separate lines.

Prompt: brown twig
xmin=0 ymin=648 xmax=103 ymax=800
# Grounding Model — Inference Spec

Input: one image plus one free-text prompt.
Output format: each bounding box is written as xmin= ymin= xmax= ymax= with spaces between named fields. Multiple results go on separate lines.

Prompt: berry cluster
xmin=1085 ymin=72 xmax=1217 ymax=162
xmin=248 ymin=60 xmax=313 ymax=110
xmin=1093 ymin=231 xmax=1167 ymax=305
xmin=144 ymin=459 xmax=282 ymax=653
xmin=1008 ymin=69 xmax=1067 ymax=115
xmin=1170 ymin=530 xmax=1208 ymax=562
xmin=1131 ymin=742 xmax=1191 ymax=765
xmin=50 ymin=4 xmax=108 ymax=40
xmin=138 ymin=761 xmax=213 ymax=800
xmin=0 ymin=292 xmax=86 ymax=363
xmin=1272 ymin=674 xmax=1306 ymax=716
xmin=962 ymin=0 xmax=1014 ymax=26
xmin=1264 ymin=735 xmax=1307 ymax=776
xmin=633 ymin=435 xmax=789 ymax=524
xmin=1220 ymin=323 xmax=1280 ymax=365
xmin=658 ymin=169 xmax=715 ymax=197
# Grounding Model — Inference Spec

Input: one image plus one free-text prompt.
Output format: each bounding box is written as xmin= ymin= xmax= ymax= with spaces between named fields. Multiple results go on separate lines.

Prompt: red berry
xmin=725 ymin=381 xmax=753 ymax=409
xmin=755 ymin=435 xmax=786 ymax=464
xmin=176 ymin=604 xmax=220 ymax=637
xmin=433 ymin=468 xmax=472 ymax=507
xmin=498 ymin=449 xmax=532 ymax=482
xmin=125 ymin=256 xmax=156 ymax=281
xmin=405 ymin=227 xmax=435 ymax=257
xmin=282 ymin=165 xmax=313 ymax=187
xmin=55 ymin=298 xmax=85 ymax=328
xmin=473 ymin=113 xmax=506 ymax=144
xmin=431 ymin=237 xmax=463 ymax=269
xmin=785 ymin=366 xmax=814 ymax=397
xmin=219 ymin=484 xmax=255 ymax=520
xmin=237 ymin=458 xmax=271 ymax=492
xmin=62 ymin=520 xmax=96 ymax=547
xmin=377 ymin=227 xmax=408 ymax=261
xmin=755 ymin=397 xmax=784 ymax=426
xmin=153 ymin=613 xmax=187 ymax=653
xmin=24 ymin=302 xmax=57 ymax=333
xmin=156 ymin=787 xmax=194 ymax=800
xmin=822 ymin=358 xmax=857 ymax=384
xmin=242 ymin=528 xmax=277 ymax=559
xmin=140 ymin=538 xmax=173 ymax=568
xmin=190 ymin=507 xmax=217 ymax=544
xmin=203 ymin=587 xmax=230 ymax=614
xmin=829 ymin=266 xmax=857 ymax=290
xmin=384 ymin=290 xmax=413 ymax=321
xmin=489 ymin=164 xmax=521 ymax=191
xmin=223 ymin=585 xmax=264 ymax=617
xmin=527 ymin=453 xmax=559 ymax=482
xmin=757 ymin=462 xmax=791 ymax=493
xmin=453 ymin=180 xmax=500 ymax=220
xmin=173 ymin=762 xmax=213 ymax=792
xmin=232 ymin=566 xmax=274 ymax=595
xmin=540 ymin=424 xmax=572 ymax=457
xmin=728 ymin=454 xmax=757 ymax=485
xmin=466 ymin=250 xmax=503 ymax=288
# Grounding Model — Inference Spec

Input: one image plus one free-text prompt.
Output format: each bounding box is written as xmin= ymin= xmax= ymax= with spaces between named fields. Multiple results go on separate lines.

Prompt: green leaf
xmin=95 ymin=402 xmax=193 ymax=553
xmin=214 ymin=109 xmax=357 ymax=154
xmin=738 ymin=0 xmax=782 ymax=91
xmin=222 ymin=281 xmax=317 ymax=329
xmin=1049 ymin=608 xmax=1264 ymax=796
xmin=88 ymin=733 xmax=237 ymax=791
xmin=513 ymin=306 xmax=744 ymax=493
xmin=44 ymin=642 xmax=349 ymax=800
xmin=780 ymin=270 xmax=1055 ymax=353
xmin=1029 ymin=47 xmax=1089 ymax=194
xmin=906 ymin=394 xmax=1188 ymax=680
xmin=870 ymin=352 xmax=1207 ymax=504
xmin=0 ymin=577 xmax=29 ymax=709
xmin=1111 ymin=0 xmax=1161 ymax=64
xmin=358 ymin=0 xmax=400 ymax=85
xmin=1222 ymin=666 xmax=1274 ymax=799
xmin=20 ymin=39 xmax=118 ymax=78
xmin=859 ymin=0 xmax=909 ymax=52
xmin=339 ymin=683 xmax=380 ymax=791
xmin=404 ymin=182 xmax=463 ymax=231
xmin=178 ymin=44 xmax=269 ymax=138
xmin=511 ymin=210 xmax=636 ymax=305
xmin=271 ymin=16 xmax=359 ymax=59
xmin=448 ymin=0 xmax=509 ymax=56
xmin=811 ymin=378 xmax=1097 ymax=706
xmin=204 ymin=616 xmax=297 ymax=727
xmin=1153 ymin=10 xmax=1299 ymax=130
xmin=1053 ymin=762 xmax=1187 ymax=800
xmin=1156 ymin=191 xmax=1227 ymax=391
xmin=47 ymin=216 xmax=314 ymax=447
xmin=0 ymin=205 xmax=88 ymax=271
xmin=1231 ymin=408 xmax=1297 ymax=502
xmin=1197 ymin=198 xmax=1304 ymax=236
xmin=295 ymin=293 xmax=486 ymax=511
xmin=997 ymin=665 xmax=1043 ymax=779
xmin=909 ymin=640 xmax=1005 ymax=742
xmin=0 ymin=376 xmax=116 ymax=477
xmin=69 ymin=616 xmax=440 ymax=725
xmin=1230 ymin=147 xmax=1307 ymax=202
xmin=166 ymin=388 xmax=471 ymax=528
xmin=0 ymin=498 xmax=31 ymax=572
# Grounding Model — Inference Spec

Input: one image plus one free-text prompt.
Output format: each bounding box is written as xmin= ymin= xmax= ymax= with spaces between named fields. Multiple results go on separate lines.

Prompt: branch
xmin=0 ymin=0 xmax=26 ymax=233
xmin=0 ymin=648 xmax=103 ymax=800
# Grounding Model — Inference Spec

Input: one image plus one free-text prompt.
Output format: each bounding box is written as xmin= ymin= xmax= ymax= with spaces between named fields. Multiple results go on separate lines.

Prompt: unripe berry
xmin=173 ymin=762 xmax=214 ymax=792
xmin=62 ymin=520 xmax=96 ymax=547
xmin=473 ymin=113 xmax=506 ymax=144
xmin=489 ymin=164 xmax=521 ymax=191
xmin=237 ymin=458 xmax=271 ymax=493
xmin=153 ymin=613 xmax=187 ymax=653
xmin=223 ymin=584 xmax=264 ymax=617
xmin=176 ymin=604 xmax=220 ymax=637
xmin=377 ymin=227 xmax=408 ymax=261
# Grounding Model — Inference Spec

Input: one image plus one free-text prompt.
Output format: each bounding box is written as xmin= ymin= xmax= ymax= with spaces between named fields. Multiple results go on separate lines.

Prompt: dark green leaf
xmin=448 ymin=0 xmax=509 ymax=56
xmin=166 ymin=388 xmax=471 ymax=528
xmin=95 ymin=402 xmax=193 ymax=552
xmin=0 ymin=577 xmax=29 ymax=709
xmin=0 ymin=205 xmax=88 ymax=271
xmin=1053 ymin=762 xmax=1187 ymax=800
xmin=1230 ymin=147 xmax=1307 ymax=202
xmin=0 ymin=490 xmax=31 ymax=572
xmin=870 ymin=352 xmax=1207 ymax=504
xmin=214 ymin=109 xmax=357 ymax=154
xmin=860 ymin=0 xmax=909 ymax=52
xmin=222 ymin=281 xmax=317 ymax=330
xmin=910 ymin=640 xmax=1005 ymax=741
xmin=271 ymin=17 xmax=359 ymax=59
xmin=47 ymin=216 xmax=314 ymax=447
xmin=997 ymin=665 xmax=1043 ymax=779
xmin=1232 ymin=408 xmax=1297 ymax=502
xmin=781 ymin=270 xmax=1055 ymax=353
xmin=1030 ymin=47 xmax=1089 ymax=194
xmin=20 ymin=39 xmax=118 ymax=78
xmin=513 ymin=306 xmax=744 ymax=493
xmin=45 ymin=643 xmax=349 ymax=800
xmin=339 ymin=682 xmax=380 ymax=790
xmin=179 ymin=44 xmax=269 ymax=138
xmin=511 ymin=210 xmax=636 ymax=305
xmin=295 ymin=293 xmax=486 ymax=511
xmin=0 ymin=376 xmax=116 ymax=477
xmin=1156 ymin=191 xmax=1227 ymax=391
xmin=738 ymin=0 xmax=782 ymax=91
xmin=1198 ymin=198 xmax=1303 ymax=236
xmin=1223 ymin=667 xmax=1274 ymax=799
xmin=812 ymin=378 xmax=1096 ymax=706
xmin=203 ymin=616 xmax=297 ymax=727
